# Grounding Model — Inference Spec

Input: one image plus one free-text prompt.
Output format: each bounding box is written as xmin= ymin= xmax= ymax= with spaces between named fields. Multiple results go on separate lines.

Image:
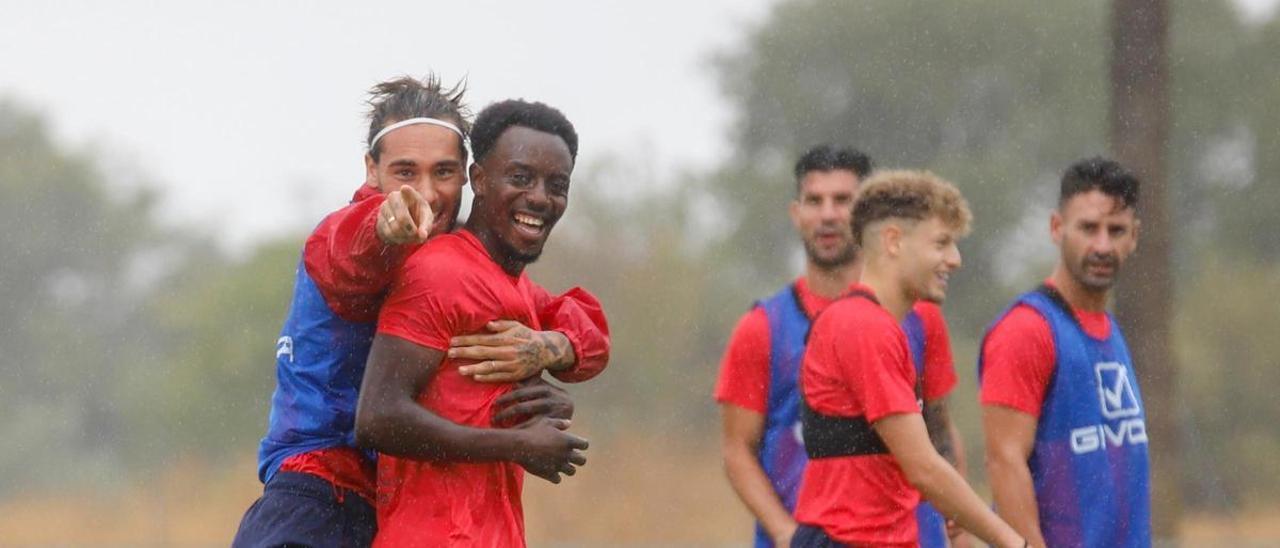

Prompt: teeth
xmin=514 ymin=213 xmax=544 ymax=227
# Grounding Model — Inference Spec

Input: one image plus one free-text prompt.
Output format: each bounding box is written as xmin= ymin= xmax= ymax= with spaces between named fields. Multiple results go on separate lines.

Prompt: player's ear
xmin=363 ymin=153 xmax=378 ymax=190
xmin=469 ymin=163 xmax=486 ymax=197
xmin=1050 ymin=209 xmax=1064 ymax=246
xmin=788 ymin=198 xmax=802 ymax=230
xmin=881 ymin=222 xmax=903 ymax=258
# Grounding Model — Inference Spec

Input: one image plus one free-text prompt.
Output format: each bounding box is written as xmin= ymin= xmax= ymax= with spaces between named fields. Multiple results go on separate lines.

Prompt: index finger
xmin=399 ymin=184 xmax=423 ymax=209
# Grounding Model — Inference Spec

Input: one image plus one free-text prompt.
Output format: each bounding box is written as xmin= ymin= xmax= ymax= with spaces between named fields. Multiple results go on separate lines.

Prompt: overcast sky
xmin=1 ymin=1 xmax=772 ymax=250
xmin=4 ymin=0 xmax=1276 ymax=251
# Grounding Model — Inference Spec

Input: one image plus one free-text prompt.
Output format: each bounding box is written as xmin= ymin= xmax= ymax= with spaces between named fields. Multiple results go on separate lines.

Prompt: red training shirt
xmin=373 ymin=229 xmax=562 ymax=547
xmin=278 ymin=186 xmax=611 ymax=503
xmin=715 ymin=278 xmax=956 ymax=414
xmin=979 ymin=280 xmax=1111 ymax=417
xmin=793 ymin=284 xmax=922 ymax=548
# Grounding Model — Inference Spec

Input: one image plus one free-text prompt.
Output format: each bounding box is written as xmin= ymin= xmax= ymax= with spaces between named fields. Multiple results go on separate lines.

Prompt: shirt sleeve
xmin=713 ymin=308 xmax=771 ymax=414
xmin=916 ymin=302 xmax=958 ymax=402
xmin=845 ymin=315 xmax=920 ymax=424
xmin=376 ymin=250 xmax=457 ymax=351
xmin=303 ymin=192 xmax=418 ymax=323
xmin=529 ymin=284 xmax=612 ymax=383
xmin=979 ymin=304 xmax=1056 ymax=417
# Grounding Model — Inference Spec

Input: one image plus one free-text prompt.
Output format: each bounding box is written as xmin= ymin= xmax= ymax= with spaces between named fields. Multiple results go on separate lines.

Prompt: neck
xmin=464 ymin=220 xmax=526 ymax=277
xmin=804 ymin=259 xmax=860 ymax=299
xmin=859 ymin=258 xmax=912 ymax=321
xmin=1049 ymin=264 xmax=1107 ymax=312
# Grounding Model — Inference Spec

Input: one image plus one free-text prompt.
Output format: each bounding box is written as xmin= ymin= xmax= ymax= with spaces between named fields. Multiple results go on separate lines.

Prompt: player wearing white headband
xmin=232 ymin=75 xmax=611 ymax=548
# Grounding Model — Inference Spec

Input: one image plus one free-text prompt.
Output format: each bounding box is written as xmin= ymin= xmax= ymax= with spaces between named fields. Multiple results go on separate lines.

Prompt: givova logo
xmin=1070 ymin=361 xmax=1148 ymax=455
xmin=1094 ymin=361 xmax=1141 ymax=419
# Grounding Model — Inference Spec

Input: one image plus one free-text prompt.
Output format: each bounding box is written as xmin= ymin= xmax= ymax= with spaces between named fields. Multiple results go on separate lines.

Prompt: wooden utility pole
xmin=1110 ymin=0 xmax=1179 ymax=540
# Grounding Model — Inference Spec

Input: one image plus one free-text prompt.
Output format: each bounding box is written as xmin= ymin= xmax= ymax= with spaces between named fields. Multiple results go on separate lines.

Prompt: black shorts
xmin=232 ymin=471 xmax=375 ymax=548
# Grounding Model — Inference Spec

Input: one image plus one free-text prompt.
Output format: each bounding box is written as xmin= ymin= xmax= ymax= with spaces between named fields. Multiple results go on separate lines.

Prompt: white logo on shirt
xmin=276 ymin=336 xmax=294 ymax=363
xmin=1069 ymin=361 xmax=1147 ymax=454
xmin=1095 ymin=361 xmax=1141 ymax=419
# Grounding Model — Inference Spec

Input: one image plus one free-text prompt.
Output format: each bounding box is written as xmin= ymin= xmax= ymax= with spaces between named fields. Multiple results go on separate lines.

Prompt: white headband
xmin=369 ymin=117 xmax=465 ymax=150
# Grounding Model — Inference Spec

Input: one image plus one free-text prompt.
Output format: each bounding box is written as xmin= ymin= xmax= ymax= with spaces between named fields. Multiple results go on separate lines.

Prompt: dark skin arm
xmin=355 ymin=334 xmax=588 ymax=483
xmin=492 ymin=376 xmax=575 ymax=426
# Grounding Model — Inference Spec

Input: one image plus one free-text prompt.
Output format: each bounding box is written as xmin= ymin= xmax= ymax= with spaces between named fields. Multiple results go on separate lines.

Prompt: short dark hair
xmin=793 ymin=144 xmax=873 ymax=192
xmin=365 ymin=74 xmax=470 ymax=162
xmin=471 ymin=99 xmax=578 ymax=163
xmin=1059 ymin=157 xmax=1140 ymax=210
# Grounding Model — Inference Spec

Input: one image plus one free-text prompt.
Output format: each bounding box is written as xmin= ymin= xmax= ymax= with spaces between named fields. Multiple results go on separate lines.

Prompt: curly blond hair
xmin=851 ymin=169 xmax=972 ymax=246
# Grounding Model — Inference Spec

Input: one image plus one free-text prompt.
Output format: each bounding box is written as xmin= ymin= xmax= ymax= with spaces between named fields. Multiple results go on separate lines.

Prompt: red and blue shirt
xmin=257 ymin=185 xmax=610 ymax=503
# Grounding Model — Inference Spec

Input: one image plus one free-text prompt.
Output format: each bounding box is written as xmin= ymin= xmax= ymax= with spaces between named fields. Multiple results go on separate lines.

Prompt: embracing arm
xmin=875 ymin=413 xmax=1026 ymax=548
xmin=534 ymin=286 xmax=610 ymax=382
xmin=354 ymin=334 xmax=587 ymax=482
xmin=451 ymin=286 xmax=610 ymax=383
xmin=305 ymin=189 xmax=420 ymax=320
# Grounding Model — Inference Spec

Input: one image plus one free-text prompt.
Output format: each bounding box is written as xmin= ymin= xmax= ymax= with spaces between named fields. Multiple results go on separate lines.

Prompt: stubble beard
xmin=805 ymin=239 xmax=857 ymax=270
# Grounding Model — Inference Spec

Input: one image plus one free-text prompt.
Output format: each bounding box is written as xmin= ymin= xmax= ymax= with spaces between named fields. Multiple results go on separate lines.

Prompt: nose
xmin=1092 ymin=231 xmax=1116 ymax=256
xmin=420 ymin=183 xmax=439 ymax=210
xmin=525 ymin=179 xmax=550 ymax=210
xmin=946 ymin=243 xmax=962 ymax=270
xmin=819 ymin=199 xmax=847 ymax=225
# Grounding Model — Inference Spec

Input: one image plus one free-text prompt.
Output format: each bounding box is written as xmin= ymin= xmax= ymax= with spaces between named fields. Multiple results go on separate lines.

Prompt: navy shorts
xmin=232 ymin=471 xmax=376 ymax=548
xmin=790 ymin=523 xmax=848 ymax=548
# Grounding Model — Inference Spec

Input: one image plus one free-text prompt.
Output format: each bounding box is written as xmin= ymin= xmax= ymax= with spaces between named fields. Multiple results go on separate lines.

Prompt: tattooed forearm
xmin=923 ymin=401 xmax=956 ymax=464
xmin=519 ymin=330 xmax=576 ymax=371
xmin=530 ymin=330 xmax=574 ymax=371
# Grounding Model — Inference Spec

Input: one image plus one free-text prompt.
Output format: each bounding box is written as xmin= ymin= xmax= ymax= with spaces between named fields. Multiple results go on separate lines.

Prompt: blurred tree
xmin=529 ymin=157 xmax=747 ymax=440
xmin=0 ymin=99 xmax=163 ymax=490
xmin=118 ymin=237 xmax=299 ymax=467
xmin=710 ymin=0 xmax=1114 ymax=337
xmin=1109 ymin=0 xmax=1177 ymax=537
xmin=707 ymin=0 xmax=1280 ymax=515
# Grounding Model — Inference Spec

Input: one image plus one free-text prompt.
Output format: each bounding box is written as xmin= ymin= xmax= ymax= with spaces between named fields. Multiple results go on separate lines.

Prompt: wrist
xmin=543 ymin=330 xmax=575 ymax=371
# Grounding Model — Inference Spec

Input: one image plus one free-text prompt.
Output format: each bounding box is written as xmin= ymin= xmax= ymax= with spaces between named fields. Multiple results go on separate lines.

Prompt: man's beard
xmin=1070 ymin=252 xmax=1121 ymax=292
xmin=805 ymin=239 xmax=857 ymax=270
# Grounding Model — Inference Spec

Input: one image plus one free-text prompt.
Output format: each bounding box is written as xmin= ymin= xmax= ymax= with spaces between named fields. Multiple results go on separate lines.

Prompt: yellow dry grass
xmin=1 ymin=436 xmax=1276 ymax=546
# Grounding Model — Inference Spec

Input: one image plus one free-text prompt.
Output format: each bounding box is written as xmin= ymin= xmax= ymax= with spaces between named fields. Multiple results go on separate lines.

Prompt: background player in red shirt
xmin=356 ymin=100 xmax=596 ymax=547
xmin=714 ymin=145 xmax=970 ymax=547
xmin=793 ymin=170 xmax=1025 ymax=548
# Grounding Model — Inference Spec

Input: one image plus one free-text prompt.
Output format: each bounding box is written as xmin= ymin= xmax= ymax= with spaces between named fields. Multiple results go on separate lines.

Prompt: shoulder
xmin=989 ymin=303 xmax=1051 ymax=340
xmin=399 ymin=233 xmax=476 ymax=276
xmin=814 ymin=296 xmax=897 ymax=342
xmin=726 ymin=307 xmax=769 ymax=347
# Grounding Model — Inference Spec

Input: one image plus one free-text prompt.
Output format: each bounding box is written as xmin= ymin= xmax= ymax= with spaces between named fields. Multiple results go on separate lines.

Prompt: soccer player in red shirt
xmin=356 ymin=99 xmax=593 ymax=547
xmin=793 ymin=170 xmax=1026 ymax=548
xmin=234 ymin=77 xmax=608 ymax=548
xmin=714 ymin=145 xmax=970 ymax=548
